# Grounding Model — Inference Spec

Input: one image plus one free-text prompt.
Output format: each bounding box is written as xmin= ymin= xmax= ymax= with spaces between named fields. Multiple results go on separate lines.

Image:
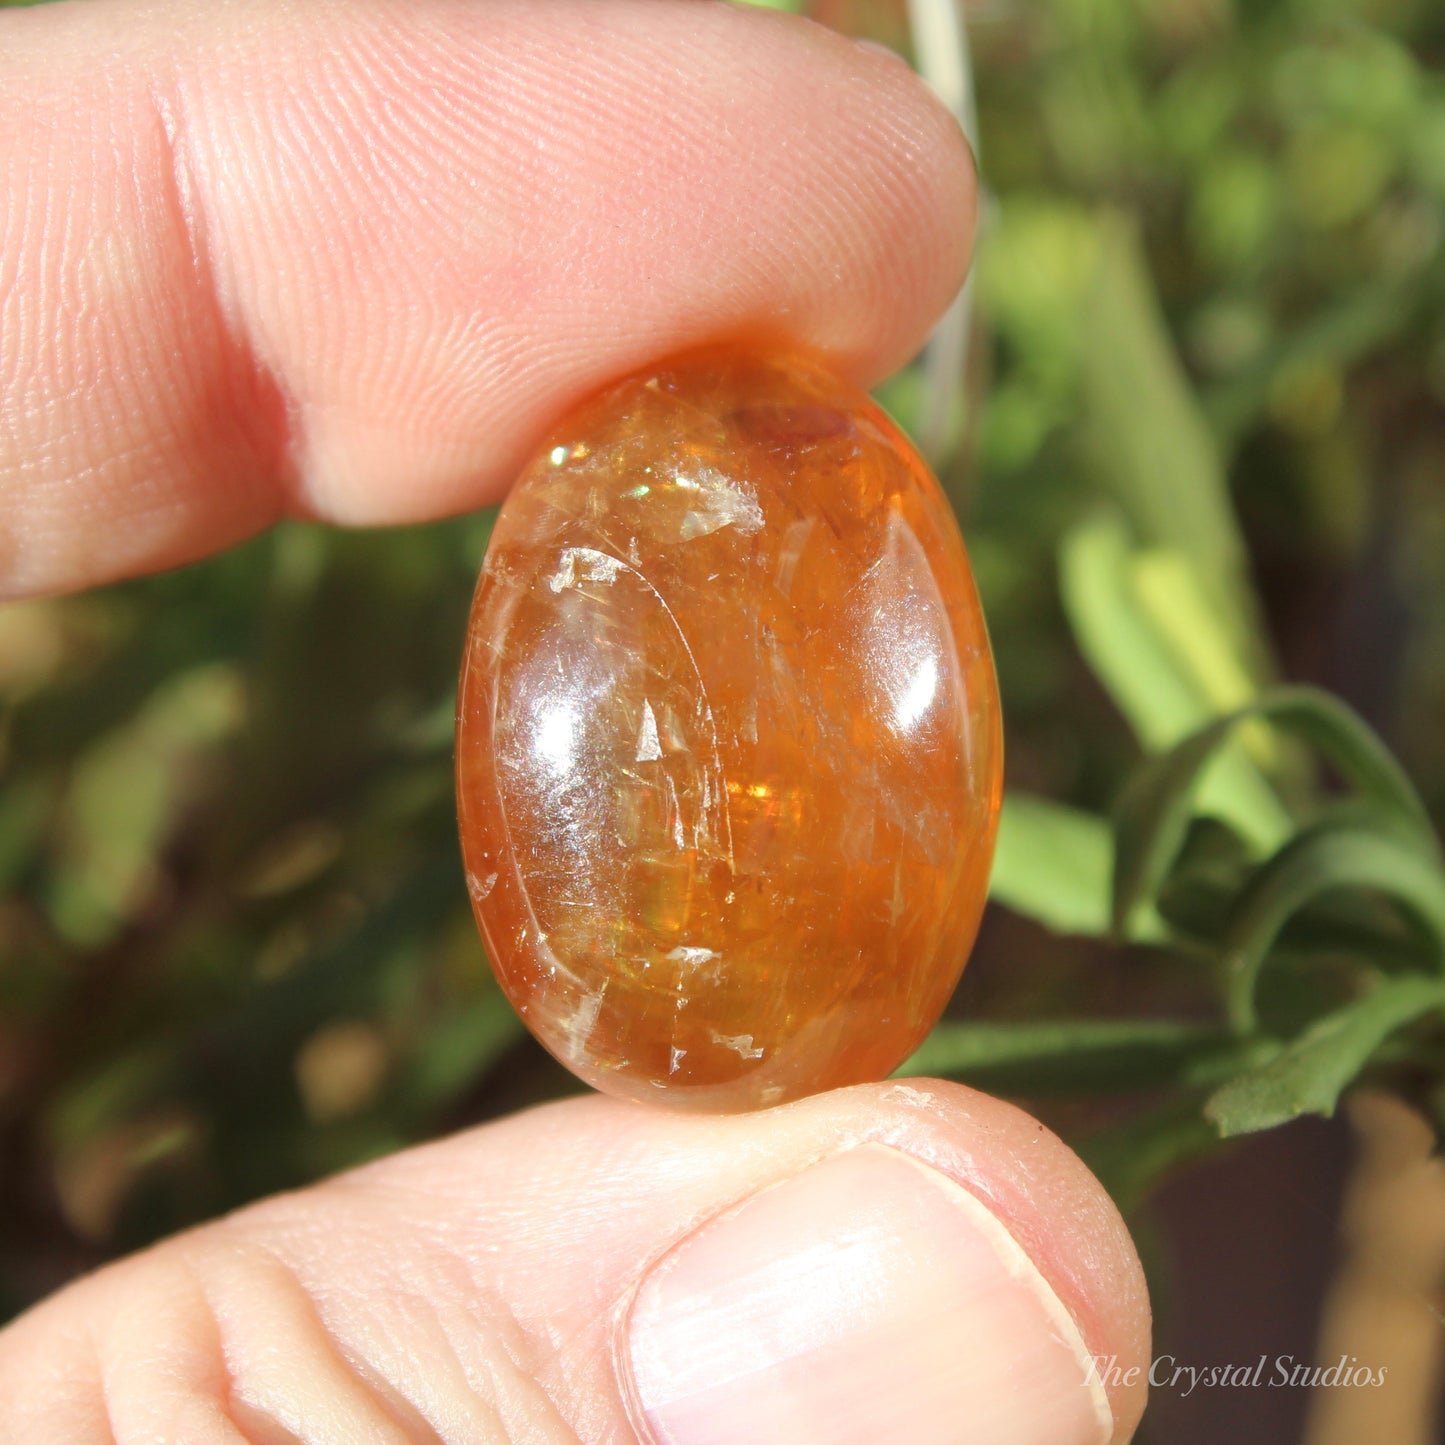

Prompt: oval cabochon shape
xmin=457 ymin=348 xmax=1001 ymax=1111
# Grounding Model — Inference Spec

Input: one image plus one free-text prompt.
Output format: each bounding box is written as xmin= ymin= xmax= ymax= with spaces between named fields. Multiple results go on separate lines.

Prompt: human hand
xmin=0 ymin=1 xmax=1150 ymax=1440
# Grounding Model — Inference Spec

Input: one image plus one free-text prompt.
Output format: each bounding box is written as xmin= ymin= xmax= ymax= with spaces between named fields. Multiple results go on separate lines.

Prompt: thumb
xmin=0 ymin=1080 xmax=1149 ymax=1444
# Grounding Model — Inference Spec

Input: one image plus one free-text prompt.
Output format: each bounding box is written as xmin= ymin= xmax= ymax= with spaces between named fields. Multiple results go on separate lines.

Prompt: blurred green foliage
xmin=4 ymin=0 xmax=1445 ymax=1323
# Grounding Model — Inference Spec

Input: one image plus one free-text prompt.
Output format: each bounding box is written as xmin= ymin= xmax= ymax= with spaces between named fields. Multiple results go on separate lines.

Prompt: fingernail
xmin=624 ymin=1143 xmax=1112 ymax=1445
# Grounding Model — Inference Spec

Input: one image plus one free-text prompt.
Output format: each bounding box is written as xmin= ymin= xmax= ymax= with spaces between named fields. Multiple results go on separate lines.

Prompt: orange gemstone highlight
xmin=457 ymin=348 xmax=1002 ymax=1110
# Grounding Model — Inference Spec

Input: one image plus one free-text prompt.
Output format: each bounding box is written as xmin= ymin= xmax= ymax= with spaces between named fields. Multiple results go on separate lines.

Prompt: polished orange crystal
xmin=456 ymin=348 xmax=1001 ymax=1110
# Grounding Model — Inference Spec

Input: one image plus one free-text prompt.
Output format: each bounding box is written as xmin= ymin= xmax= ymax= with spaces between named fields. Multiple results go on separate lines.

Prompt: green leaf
xmin=1077 ymin=213 xmax=1261 ymax=660
xmin=1060 ymin=515 xmax=1212 ymax=752
xmin=0 ymin=775 xmax=50 ymax=891
xmin=1113 ymin=686 xmax=1435 ymax=939
xmin=47 ymin=1046 xmax=175 ymax=1152
xmin=1207 ymin=284 xmax=1411 ymax=443
xmin=989 ymin=794 xmax=1118 ymax=937
xmin=1205 ymin=975 xmax=1445 ymax=1136
xmin=1060 ymin=515 xmax=1289 ymax=851
xmin=1080 ymin=1097 xmax=1226 ymax=1215
xmin=46 ymin=665 xmax=245 ymax=945
xmin=1222 ymin=820 xmax=1445 ymax=1033
xmin=1130 ymin=550 xmax=1259 ymax=719
xmin=397 ymin=974 xmax=525 ymax=1113
xmin=903 ymin=1018 xmax=1236 ymax=1094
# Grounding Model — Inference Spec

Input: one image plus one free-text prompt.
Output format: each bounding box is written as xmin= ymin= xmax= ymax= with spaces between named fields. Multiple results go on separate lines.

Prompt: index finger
xmin=0 ymin=0 xmax=975 ymax=598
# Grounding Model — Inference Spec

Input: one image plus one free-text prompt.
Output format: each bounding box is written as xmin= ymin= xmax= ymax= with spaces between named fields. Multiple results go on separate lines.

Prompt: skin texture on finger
xmin=0 ymin=0 xmax=976 ymax=598
xmin=0 ymin=1080 xmax=1149 ymax=1443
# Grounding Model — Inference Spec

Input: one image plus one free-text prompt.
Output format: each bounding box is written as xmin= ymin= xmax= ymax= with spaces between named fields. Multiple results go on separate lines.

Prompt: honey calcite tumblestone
xmin=457 ymin=348 xmax=1002 ymax=1111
